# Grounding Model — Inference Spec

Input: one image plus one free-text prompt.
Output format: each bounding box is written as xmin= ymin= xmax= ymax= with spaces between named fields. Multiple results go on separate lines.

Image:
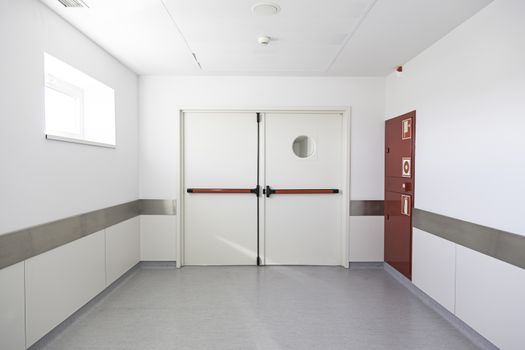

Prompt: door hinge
xmin=256 ymin=113 xmax=261 ymax=123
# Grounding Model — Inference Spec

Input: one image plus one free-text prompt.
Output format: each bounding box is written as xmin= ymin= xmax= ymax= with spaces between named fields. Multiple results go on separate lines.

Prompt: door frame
xmin=177 ymin=107 xmax=351 ymax=268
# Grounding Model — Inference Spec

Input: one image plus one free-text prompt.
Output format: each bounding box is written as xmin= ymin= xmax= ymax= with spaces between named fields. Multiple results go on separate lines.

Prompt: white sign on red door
xmin=401 ymin=195 xmax=411 ymax=216
xmin=402 ymin=118 xmax=412 ymax=140
xmin=402 ymin=157 xmax=411 ymax=178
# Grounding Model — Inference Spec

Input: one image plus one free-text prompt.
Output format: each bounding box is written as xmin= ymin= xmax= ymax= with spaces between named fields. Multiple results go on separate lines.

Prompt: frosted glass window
xmin=292 ymin=135 xmax=315 ymax=158
xmin=45 ymin=76 xmax=83 ymax=138
xmin=44 ymin=53 xmax=116 ymax=147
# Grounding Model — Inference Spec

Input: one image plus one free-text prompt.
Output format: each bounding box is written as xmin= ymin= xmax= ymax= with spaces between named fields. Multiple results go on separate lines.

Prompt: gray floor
xmin=37 ymin=266 xmax=480 ymax=350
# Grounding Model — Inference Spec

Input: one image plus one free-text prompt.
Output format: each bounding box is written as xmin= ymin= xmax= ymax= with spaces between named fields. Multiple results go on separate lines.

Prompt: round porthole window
xmin=292 ymin=135 xmax=315 ymax=158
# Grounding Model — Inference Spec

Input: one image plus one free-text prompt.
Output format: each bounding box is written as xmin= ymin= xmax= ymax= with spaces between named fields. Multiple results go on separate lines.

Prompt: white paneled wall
xmin=412 ymin=228 xmax=456 ymax=312
xmin=140 ymin=215 xmax=177 ymax=261
xmin=456 ymin=245 xmax=525 ymax=350
xmin=0 ymin=217 xmax=142 ymax=349
xmin=106 ymin=217 xmax=140 ymax=285
xmin=25 ymin=231 xmax=106 ymax=347
xmin=139 ymin=77 xmax=386 ymax=260
xmin=0 ymin=262 xmax=25 ymax=350
xmin=412 ymin=229 xmax=525 ymax=349
xmin=385 ymin=2 xmax=525 ymax=348
xmin=349 ymin=216 xmax=383 ymax=261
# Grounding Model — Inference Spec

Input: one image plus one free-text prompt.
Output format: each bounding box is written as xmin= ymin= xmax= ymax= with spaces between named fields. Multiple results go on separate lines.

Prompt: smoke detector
xmin=258 ymin=36 xmax=271 ymax=45
xmin=252 ymin=3 xmax=281 ymax=16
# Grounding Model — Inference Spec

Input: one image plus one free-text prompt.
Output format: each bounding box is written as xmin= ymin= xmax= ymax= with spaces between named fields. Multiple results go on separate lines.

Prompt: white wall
xmin=140 ymin=215 xmax=177 ymax=261
xmin=385 ymin=0 xmax=525 ymax=235
xmin=0 ymin=0 xmax=139 ymax=234
xmin=104 ymin=219 xmax=141 ymax=287
xmin=140 ymin=76 xmax=385 ymax=200
xmin=0 ymin=218 xmax=140 ymax=349
xmin=139 ymin=76 xmax=386 ymax=261
xmin=25 ymin=230 xmax=106 ymax=347
xmin=385 ymin=1 xmax=525 ymax=348
xmin=106 ymin=217 xmax=140 ymax=284
xmin=455 ymin=245 xmax=525 ymax=350
xmin=412 ymin=228 xmax=456 ymax=312
xmin=412 ymin=227 xmax=525 ymax=350
xmin=348 ymin=216 xmax=384 ymax=261
xmin=0 ymin=262 xmax=25 ymax=350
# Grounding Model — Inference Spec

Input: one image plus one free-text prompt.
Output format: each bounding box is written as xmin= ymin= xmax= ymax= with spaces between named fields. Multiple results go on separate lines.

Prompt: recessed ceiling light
xmin=252 ymin=2 xmax=281 ymax=16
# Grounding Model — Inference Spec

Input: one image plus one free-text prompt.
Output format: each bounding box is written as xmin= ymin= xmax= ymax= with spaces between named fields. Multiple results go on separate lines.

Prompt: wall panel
xmin=412 ymin=228 xmax=456 ymax=312
xmin=0 ymin=262 xmax=25 ymax=350
xmin=106 ymin=217 xmax=140 ymax=284
xmin=140 ymin=215 xmax=177 ymax=261
xmin=25 ymin=231 xmax=106 ymax=347
xmin=456 ymin=245 xmax=525 ymax=350
xmin=349 ymin=216 xmax=383 ymax=261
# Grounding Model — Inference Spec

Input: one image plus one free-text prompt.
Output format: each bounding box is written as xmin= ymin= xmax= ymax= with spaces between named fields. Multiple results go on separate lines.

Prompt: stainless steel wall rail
xmin=414 ymin=208 xmax=525 ymax=270
xmin=350 ymin=200 xmax=384 ymax=216
xmin=0 ymin=199 xmax=175 ymax=270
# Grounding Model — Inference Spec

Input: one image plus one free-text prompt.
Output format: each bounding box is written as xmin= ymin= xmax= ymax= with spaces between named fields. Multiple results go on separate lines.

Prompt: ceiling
xmin=40 ymin=0 xmax=493 ymax=76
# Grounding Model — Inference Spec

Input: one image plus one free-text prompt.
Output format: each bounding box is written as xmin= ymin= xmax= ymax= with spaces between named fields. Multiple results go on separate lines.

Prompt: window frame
xmin=43 ymin=53 xmax=117 ymax=149
xmin=45 ymin=73 xmax=86 ymax=141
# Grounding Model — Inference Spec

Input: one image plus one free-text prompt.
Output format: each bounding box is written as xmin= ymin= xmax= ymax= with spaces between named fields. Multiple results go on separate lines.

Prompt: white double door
xmin=183 ymin=111 xmax=344 ymax=266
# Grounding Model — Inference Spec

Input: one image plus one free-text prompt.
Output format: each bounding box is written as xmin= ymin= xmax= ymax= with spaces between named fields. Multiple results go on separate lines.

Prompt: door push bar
xmin=264 ymin=186 xmax=339 ymax=198
xmin=187 ymin=186 xmax=260 ymax=196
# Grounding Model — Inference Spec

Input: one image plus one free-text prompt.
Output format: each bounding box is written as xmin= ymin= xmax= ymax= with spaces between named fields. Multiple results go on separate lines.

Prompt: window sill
xmin=45 ymin=134 xmax=116 ymax=149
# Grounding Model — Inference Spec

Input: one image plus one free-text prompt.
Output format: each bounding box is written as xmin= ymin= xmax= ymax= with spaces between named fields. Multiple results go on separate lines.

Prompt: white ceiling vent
xmin=57 ymin=0 xmax=88 ymax=8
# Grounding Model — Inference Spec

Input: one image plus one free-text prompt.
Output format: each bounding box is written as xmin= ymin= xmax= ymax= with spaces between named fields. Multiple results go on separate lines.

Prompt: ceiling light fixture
xmin=252 ymin=2 xmax=281 ymax=16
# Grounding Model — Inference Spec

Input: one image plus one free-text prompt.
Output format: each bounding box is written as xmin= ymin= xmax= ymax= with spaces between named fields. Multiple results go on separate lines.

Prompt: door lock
xmin=265 ymin=185 xmax=275 ymax=198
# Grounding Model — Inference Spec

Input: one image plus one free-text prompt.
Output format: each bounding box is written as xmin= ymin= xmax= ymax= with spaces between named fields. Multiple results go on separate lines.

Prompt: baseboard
xmin=348 ymin=261 xmax=384 ymax=269
xmin=383 ymin=263 xmax=498 ymax=350
xmin=140 ymin=261 xmax=177 ymax=268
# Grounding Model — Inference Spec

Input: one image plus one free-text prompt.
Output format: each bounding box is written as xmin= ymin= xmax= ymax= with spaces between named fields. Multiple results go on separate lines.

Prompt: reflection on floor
xmin=36 ymin=266 xmax=480 ymax=350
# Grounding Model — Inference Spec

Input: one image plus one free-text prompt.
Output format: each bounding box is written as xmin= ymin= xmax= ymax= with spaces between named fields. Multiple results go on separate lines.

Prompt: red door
xmin=385 ymin=111 xmax=415 ymax=279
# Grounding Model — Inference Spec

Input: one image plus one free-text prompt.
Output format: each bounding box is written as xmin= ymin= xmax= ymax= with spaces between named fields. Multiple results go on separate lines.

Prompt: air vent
xmin=58 ymin=0 xmax=88 ymax=8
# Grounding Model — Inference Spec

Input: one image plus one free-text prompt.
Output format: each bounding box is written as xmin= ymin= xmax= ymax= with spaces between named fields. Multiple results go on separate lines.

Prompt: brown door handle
xmin=187 ymin=187 xmax=260 ymax=196
xmin=264 ymin=186 xmax=339 ymax=198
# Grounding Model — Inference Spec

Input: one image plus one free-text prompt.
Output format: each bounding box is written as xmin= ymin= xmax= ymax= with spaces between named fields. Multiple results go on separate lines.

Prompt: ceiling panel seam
xmin=325 ymin=0 xmax=379 ymax=72
xmin=159 ymin=0 xmax=202 ymax=70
